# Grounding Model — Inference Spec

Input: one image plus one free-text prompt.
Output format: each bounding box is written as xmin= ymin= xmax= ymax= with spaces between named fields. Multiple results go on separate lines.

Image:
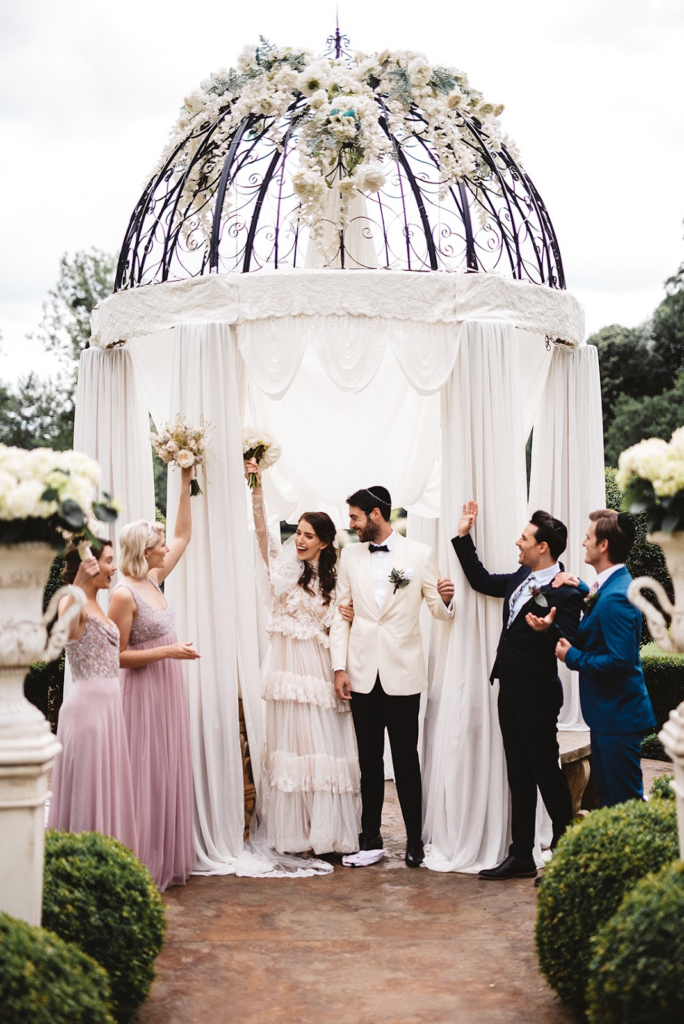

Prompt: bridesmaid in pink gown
xmin=109 ymin=467 xmax=198 ymax=891
xmin=48 ymin=541 xmax=138 ymax=854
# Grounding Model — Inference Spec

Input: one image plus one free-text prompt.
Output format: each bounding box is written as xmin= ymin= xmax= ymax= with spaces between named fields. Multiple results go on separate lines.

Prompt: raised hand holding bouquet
xmin=242 ymin=428 xmax=282 ymax=489
xmin=150 ymin=416 xmax=211 ymax=496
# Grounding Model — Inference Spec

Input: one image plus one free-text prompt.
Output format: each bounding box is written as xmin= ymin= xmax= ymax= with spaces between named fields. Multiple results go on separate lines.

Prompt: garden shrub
xmin=640 ymin=731 xmax=670 ymax=761
xmin=43 ymin=830 xmax=166 ymax=1024
xmin=649 ymin=773 xmax=675 ymax=801
xmin=586 ymin=861 xmax=684 ymax=1024
xmin=642 ymin=653 xmax=684 ymax=730
xmin=0 ymin=910 xmax=115 ymax=1024
xmin=535 ymin=799 xmax=678 ymax=1014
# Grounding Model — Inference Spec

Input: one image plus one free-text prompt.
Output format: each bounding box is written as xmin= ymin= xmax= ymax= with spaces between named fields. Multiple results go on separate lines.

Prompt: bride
xmin=246 ymin=459 xmax=360 ymax=856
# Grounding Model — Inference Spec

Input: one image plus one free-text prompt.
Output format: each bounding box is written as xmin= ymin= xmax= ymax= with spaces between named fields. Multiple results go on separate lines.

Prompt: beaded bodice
xmin=66 ymin=614 xmax=120 ymax=680
xmin=115 ymin=581 xmax=176 ymax=644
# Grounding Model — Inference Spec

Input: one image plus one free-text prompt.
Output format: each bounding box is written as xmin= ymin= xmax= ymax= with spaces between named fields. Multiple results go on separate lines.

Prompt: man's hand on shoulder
xmin=457 ymin=500 xmax=478 ymax=537
xmin=437 ymin=578 xmax=455 ymax=606
xmin=334 ymin=670 xmax=353 ymax=701
xmin=552 ymin=571 xmax=580 ymax=589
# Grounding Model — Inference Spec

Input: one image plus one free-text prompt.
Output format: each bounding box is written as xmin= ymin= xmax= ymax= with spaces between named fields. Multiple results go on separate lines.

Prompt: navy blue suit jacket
xmin=452 ymin=534 xmax=584 ymax=707
xmin=566 ymin=567 xmax=656 ymax=735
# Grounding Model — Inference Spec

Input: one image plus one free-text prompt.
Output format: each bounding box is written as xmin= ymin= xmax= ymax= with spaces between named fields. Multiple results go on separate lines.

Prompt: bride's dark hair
xmin=297 ymin=512 xmax=337 ymax=605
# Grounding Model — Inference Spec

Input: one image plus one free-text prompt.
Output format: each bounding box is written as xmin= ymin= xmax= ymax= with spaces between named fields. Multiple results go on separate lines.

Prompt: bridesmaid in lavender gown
xmin=109 ymin=467 xmax=198 ymax=892
xmin=48 ymin=541 xmax=138 ymax=854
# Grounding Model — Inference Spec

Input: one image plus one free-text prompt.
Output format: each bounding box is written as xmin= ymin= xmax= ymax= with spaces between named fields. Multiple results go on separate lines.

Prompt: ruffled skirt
xmin=262 ymin=632 xmax=360 ymax=855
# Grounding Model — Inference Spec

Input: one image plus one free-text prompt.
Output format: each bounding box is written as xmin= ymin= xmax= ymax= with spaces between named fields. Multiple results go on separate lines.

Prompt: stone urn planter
xmin=628 ymin=531 xmax=684 ymax=654
xmin=0 ymin=542 xmax=85 ymax=925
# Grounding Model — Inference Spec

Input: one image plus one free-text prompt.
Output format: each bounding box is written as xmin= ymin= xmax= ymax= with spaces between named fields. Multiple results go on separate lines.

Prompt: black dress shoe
xmin=358 ymin=831 xmax=383 ymax=852
xmin=478 ymin=854 xmax=537 ymax=880
xmin=405 ymin=839 xmax=424 ymax=868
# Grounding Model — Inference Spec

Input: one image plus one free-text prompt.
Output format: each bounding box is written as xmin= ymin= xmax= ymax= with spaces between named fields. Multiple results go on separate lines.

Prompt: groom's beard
xmin=357 ymin=518 xmax=382 ymax=544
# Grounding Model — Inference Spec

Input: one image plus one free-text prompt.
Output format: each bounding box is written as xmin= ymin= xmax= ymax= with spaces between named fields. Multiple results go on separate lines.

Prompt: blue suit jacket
xmin=565 ymin=567 xmax=656 ymax=735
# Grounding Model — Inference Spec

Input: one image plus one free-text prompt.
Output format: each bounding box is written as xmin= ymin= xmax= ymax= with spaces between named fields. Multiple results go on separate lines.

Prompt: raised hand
xmin=457 ymin=500 xmax=478 ymax=537
xmin=73 ymin=555 xmax=100 ymax=587
xmin=552 ymin=571 xmax=580 ymax=589
xmin=525 ymin=606 xmax=557 ymax=632
xmin=244 ymin=458 xmax=262 ymax=487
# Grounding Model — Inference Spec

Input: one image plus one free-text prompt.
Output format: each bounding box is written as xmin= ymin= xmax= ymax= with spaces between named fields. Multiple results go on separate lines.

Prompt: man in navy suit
xmin=555 ymin=510 xmax=656 ymax=806
xmin=453 ymin=502 xmax=584 ymax=880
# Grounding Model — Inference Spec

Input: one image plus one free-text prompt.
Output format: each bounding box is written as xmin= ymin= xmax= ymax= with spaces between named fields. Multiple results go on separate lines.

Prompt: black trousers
xmin=350 ymin=676 xmax=422 ymax=841
xmin=497 ymin=699 xmax=573 ymax=859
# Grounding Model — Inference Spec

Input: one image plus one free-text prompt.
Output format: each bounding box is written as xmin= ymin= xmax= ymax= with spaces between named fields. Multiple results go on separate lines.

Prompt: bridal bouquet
xmin=243 ymin=428 xmax=282 ymax=489
xmin=150 ymin=417 xmax=212 ymax=496
xmin=0 ymin=445 xmax=119 ymax=551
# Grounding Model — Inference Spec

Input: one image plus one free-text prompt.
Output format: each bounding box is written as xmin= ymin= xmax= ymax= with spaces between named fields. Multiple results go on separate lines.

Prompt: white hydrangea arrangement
xmin=617 ymin=426 xmax=684 ymax=533
xmin=0 ymin=445 xmax=119 ymax=550
xmin=155 ymin=40 xmax=512 ymax=261
xmin=150 ymin=416 xmax=212 ymax=496
xmin=242 ymin=428 xmax=282 ymax=489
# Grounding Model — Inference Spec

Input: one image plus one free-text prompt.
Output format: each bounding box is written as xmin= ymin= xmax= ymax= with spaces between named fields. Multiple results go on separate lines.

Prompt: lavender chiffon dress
xmin=48 ymin=615 xmax=138 ymax=853
xmin=116 ymin=581 xmax=194 ymax=891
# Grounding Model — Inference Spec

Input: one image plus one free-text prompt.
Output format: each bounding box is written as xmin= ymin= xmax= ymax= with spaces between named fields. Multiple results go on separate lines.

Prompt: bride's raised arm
xmin=245 ymin=458 xmax=277 ymax=569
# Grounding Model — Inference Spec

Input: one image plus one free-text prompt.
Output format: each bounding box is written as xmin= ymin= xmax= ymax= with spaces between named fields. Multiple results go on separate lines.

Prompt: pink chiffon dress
xmin=48 ymin=615 xmax=138 ymax=854
xmin=116 ymin=581 xmax=194 ymax=891
xmin=254 ymin=493 xmax=360 ymax=855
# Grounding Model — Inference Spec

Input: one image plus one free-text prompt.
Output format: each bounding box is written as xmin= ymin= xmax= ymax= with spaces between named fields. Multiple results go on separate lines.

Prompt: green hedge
xmin=642 ymin=654 xmax=684 ymax=731
xmin=586 ymin=861 xmax=684 ymax=1023
xmin=0 ymin=911 xmax=115 ymax=1024
xmin=43 ymin=831 xmax=166 ymax=1024
xmin=535 ymin=798 xmax=678 ymax=1015
xmin=649 ymin=774 xmax=675 ymax=801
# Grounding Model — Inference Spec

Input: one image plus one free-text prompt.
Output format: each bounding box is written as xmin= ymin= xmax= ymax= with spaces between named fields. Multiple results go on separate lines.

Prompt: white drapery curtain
xmin=528 ymin=344 xmax=605 ymax=729
xmin=422 ymin=321 xmax=528 ymax=873
xmin=164 ymin=323 xmax=264 ymax=873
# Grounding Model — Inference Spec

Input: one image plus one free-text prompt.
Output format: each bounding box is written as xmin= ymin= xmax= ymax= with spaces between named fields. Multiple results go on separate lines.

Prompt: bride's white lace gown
xmin=253 ymin=492 xmax=360 ymax=855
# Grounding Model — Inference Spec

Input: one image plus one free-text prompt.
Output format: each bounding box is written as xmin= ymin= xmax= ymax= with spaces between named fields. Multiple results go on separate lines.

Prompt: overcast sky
xmin=1 ymin=0 xmax=682 ymax=382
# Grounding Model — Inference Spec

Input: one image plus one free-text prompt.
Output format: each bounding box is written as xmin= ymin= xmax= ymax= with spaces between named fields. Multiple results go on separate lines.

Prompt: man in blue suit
xmin=555 ymin=509 xmax=656 ymax=806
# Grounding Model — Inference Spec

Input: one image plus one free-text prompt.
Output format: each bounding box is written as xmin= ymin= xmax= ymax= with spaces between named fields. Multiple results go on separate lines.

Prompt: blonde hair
xmin=118 ymin=519 xmax=165 ymax=579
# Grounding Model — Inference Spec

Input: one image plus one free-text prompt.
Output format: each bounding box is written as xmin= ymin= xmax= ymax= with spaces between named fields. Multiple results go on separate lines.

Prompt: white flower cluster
xmin=242 ymin=428 xmax=282 ymax=468
xmin=617 ymin=427 xmax=684 ymax=498
xmin=150 ymin=417 xmax=211 ymax=471
xmin=154 ymin=42 xmax=511 ymax=259
xmin=0 ymin=445 xmax=101 ymax=522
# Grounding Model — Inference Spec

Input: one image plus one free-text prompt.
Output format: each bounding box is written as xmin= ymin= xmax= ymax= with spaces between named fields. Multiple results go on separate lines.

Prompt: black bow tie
xmin=369 ymin=543 xmax=389 ymax=553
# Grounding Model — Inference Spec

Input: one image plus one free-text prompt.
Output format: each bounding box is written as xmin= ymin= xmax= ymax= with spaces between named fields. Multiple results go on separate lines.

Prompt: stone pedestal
xmin=659 ymin=701 xmax=684 ymax=858
xmin=559 ymin=729 xmax=593 ymax=816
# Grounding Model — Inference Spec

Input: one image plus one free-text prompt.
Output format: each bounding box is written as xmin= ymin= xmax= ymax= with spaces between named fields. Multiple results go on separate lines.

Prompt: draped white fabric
xmin=164 ymin=323 xmax=264 ymax=874
xmin=423 ymin=321 xmax=528 ymax=873
xmin=528 ymin=344 xmax=606 ymax=729
xmin=73 ymin=346 xmax=156 ymax=543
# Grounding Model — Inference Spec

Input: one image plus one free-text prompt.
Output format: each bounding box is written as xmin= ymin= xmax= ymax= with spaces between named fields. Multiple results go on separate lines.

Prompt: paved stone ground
xmin=137 ymin=763 xmax=673 ymax=1024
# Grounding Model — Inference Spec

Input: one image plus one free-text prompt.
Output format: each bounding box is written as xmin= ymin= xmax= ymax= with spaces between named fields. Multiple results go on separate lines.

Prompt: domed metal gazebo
xmin=79 ymin=34 xmax=604 ymax=878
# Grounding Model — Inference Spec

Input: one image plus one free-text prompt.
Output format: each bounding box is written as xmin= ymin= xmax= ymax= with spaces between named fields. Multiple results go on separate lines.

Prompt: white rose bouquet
xmin=617 ymin=426 xmax=684 ymax=533
xmin=0 ymin=445 xmax=119 ymax=551
xmin=150 ymin=417 xmax=212 ymax=496
xmin=242 ymin=428 xmax=282 ymax=489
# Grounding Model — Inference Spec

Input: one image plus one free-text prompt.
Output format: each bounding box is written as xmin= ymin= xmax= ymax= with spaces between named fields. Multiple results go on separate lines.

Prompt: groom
xmin=330 ymin=486 xmax=454 ymax=868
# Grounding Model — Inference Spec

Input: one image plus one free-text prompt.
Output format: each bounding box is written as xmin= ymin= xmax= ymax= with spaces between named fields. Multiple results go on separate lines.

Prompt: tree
xmin=0 ymin=372 xmax=74 ymax=450
xmin=34 ymin=248 xmax=116 ymax=378
xmin=603 ymin=372 xmax=684 ymax=467
xmin=587 ymin=324 xmax=670 ymax=432
xmin=651 ymin=262 xmax=684 ymax=380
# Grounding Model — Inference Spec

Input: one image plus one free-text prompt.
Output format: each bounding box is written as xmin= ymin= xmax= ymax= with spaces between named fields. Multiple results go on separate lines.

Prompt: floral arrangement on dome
xmin=617 ymin=426 xmax=684 ymax=533
xmin=0 ymin=445 xmax=119 ymax=550
xmin=150 ymin=416 xmax=212 ymax=496
xmin=155 ymin=39 xmax=513 ymax=261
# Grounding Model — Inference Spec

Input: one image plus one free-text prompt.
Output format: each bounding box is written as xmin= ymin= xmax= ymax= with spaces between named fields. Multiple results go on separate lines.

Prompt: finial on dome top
xmin=325 ymin=13 xmax=351 ymax=59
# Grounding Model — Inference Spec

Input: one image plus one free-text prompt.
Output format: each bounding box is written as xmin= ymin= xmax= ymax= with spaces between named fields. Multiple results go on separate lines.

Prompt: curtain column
xmin=528 ymin=344 xmax=605 ymax=728
xmin=74 ymin=346 xmax=156 ymax=538
xmin=164 ymin=323 xmax=262 ymax=873
xmin=423 ymin=320 xmax=528 ymax=872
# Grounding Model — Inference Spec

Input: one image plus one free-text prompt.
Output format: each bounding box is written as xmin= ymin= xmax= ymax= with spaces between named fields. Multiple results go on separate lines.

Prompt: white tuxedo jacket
xmin=329 ymin=533 xmax=454 ymax=695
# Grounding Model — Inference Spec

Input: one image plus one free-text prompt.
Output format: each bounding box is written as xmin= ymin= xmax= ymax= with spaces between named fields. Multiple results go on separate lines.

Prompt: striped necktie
xmin=507 ymin=574 xmax=536 ymax=628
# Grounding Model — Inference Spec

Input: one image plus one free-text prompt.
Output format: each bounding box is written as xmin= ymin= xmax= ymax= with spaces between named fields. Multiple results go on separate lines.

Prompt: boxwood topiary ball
xmin=586 ymin=860 xmax=684 ymax=1024
xmin=535 ymin=799 xmax=678 ymax=1013
xmin=43 ymin=830 xmax=166 ymax=1024
xmin=0 ymin=910 xmax=115 ymax=1023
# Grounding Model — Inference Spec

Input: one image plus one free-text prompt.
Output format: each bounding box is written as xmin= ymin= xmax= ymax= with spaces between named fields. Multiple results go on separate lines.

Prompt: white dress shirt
xmin=595 ymin=563 xmax=625 ymax=589
xmin=509 ymin=561 xmax=561 ymax=624
xmin=369 ymin=528 xmax=398 ymax=608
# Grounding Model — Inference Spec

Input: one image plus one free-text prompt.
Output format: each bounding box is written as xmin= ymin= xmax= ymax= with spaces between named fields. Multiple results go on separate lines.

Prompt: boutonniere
xmin=389 ymin=568 xmax=414 ymax=594
xmin=584 ymin=589 xmax=599 ymax=612
xmin=530 ymin=584 xmax=548 ymax=610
